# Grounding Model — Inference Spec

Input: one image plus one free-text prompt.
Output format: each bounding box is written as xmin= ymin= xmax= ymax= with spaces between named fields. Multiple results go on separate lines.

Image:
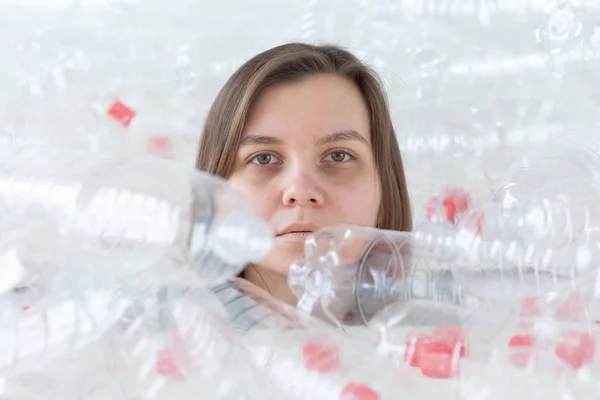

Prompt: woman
xmin=196 ymin=42 xmax=412 ymax=307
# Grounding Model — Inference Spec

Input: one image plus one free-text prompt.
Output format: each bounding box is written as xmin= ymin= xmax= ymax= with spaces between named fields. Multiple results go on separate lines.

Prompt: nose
xmin=282 ymin=170 xmax=325 ymax=207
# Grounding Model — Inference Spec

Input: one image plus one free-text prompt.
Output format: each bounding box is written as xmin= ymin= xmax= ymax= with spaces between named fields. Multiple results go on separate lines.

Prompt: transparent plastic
xmin=419 ymin=179 xmax=600 ymax=259
xmin=369 ymin=300 xmax=598 ymax=399
xmin=495 ymin=123 xmax=600 ymax=208
xmin=417 ymin=178 xmax=600 ymax=309
xmin=409 ymin=178 xmax=496 ymax=223
xmin=288 ymin=225 xmax=426 ymax=327
xmin=112 ymin=286 xmax=268 ymax=400
xmin=287 ymin=223 xmax=514 ymax=327
xmin=0 ymin=285 xmax=271 ymax=400
xmin=0 ymin=144 xmax=273 ymax=287
xmin=213 ymin=279 xmax=414 ymax=400
xmin=0 ymin=288 xmax=130 ymax=371
xmin=290 ymin=188 xmax=600 ymax=326
xmin=2 ymin=0 xmax=600 ymax=397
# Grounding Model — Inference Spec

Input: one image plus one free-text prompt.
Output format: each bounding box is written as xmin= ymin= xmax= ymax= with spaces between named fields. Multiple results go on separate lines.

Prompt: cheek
xmin=228 ymin=177 xmax=278 ymax=221
xmin=330 ymin=179 xmax=381 ymax=225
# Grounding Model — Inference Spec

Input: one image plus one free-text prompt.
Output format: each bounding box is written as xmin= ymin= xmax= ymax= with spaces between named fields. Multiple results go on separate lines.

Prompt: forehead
xmin=243 ymin=74 xmax=371 ymax=144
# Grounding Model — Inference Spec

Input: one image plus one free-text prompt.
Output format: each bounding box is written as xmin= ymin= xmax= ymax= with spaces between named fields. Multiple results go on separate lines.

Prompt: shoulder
xmin=212 ymin=280 xmax=269 ymax=333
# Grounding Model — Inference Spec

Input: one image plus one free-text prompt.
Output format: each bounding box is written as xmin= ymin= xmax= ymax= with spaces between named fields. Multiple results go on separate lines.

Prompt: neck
xmin=243 ymin=264 xmax=299 ymax=307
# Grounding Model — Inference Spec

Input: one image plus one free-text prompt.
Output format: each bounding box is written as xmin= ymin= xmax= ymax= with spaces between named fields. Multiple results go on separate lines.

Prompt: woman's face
xmin=228 ymin=74 xmax=381 ymax=275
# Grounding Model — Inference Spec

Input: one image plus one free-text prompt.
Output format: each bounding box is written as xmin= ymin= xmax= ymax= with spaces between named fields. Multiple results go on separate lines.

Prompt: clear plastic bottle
xmin=0 ymin=288 xmax=131 ymax=371
xmin=213 ymin=279 xmax=414 ymax=400
xmin=289 ymin=196 xmax=600 ymax=326
xmin=112 ymin=286 xmax=268 ymax=400
xmin=369 ymin=299 xmax=597 ymax=399
xmin=494 ymin=122 xmax=600 ymax=208
xmin=288 ymin=225 xmax=420 ymax=327
xmin=0 ymin=144 xmax=273 ymax=287
xmin=287 ymin=224 xmax=479 ymax=327
xmin=0 ymin=285 xmax=269 ymax=400
xmin=420 ymin=177 xmax=600 ymax=256
xmin=417 ymin=178 xmax=600 ymax=308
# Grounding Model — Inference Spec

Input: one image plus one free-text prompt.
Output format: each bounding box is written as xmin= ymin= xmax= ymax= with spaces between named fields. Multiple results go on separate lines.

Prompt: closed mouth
xmin=277 ymin=222 xmax=320 ymax=237
xmin=277 ymin=230 xmax=314 ymax=237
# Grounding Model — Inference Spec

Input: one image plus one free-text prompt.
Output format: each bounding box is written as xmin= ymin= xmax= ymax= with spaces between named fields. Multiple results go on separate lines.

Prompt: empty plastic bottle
xmin=0 ymin=288 xmax=131 ymax=371
xmin=112 ymin=286 xmax=268 ymax=400
xmin=288 ymin=224 xmax=472 ymax=327
xmin=212 ymin=279 xmax=412 ymax=400
xmin=495 ymin=122 xmax=600 ymax=208
xmin=0 ymin=144 xmax=273 ymax=287
xmin=289 ymin=198 xmax=598 ymax=326
xmin=369 ymin=299 xmax=597 ymax=399
xmin=417 ymin=179 xmax=600 ymax=303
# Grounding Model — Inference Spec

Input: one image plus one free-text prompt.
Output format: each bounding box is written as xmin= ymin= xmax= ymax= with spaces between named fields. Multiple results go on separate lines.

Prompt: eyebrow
xmin=316 ymin=129 xmax=369 ymax=146
xmin=240 ymin=134 xmax=284 ymax=146
xmin=240 ymin=129 xmax=369 ymax=147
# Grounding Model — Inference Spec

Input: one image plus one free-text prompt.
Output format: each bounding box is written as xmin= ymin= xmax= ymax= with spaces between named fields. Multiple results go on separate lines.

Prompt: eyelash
xmin=249 ymin=151 xmax=355 ymax=166
xmin=323 ymin=151 xmax=354 ymax=163
xmin=250 ymin=153 xmax=280 ymax=165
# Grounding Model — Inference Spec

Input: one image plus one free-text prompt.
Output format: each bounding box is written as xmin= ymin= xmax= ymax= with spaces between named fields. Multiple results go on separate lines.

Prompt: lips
xmin=277 ymin=223 xmax=320 ymax=237
xmin=278 ymin=231 xmax=313 ymax=237
xmin=277 ymin=230 xmax=314 ymax=237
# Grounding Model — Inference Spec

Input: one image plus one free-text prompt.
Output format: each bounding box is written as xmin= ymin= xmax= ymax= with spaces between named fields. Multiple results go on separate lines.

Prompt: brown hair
xmin=196 ymin=43 xmax=412 ymax=232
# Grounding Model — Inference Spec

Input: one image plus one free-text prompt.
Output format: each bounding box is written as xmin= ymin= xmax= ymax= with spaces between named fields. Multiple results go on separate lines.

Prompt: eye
xmin=251 ymin=154 xmax=279 ymax=165
xmin=324 ymin=151 xmax=353 ymax=163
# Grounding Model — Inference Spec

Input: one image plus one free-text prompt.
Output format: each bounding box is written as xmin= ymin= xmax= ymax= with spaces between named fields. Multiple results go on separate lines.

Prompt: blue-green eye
xmin=325 ymin=151 xmax=352 ymax=163
xmin=251 ymin=154 xmax=279 ymax=165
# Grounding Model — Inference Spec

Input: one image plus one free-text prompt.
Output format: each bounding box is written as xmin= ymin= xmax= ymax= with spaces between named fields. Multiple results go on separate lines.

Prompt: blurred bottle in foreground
xmin=0 ymin=144 xmax=273 ymax=289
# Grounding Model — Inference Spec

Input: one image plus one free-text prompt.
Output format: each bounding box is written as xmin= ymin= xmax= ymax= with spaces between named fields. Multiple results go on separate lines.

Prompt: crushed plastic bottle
xmin=0 ymin=144 xmax=273 ymax=288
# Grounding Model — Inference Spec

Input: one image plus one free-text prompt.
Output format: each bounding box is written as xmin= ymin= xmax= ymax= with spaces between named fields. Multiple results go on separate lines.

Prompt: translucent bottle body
xmin=213 ymin=279 xmax=411 ymax=400
xmin=0 ymin=145 xmax=273 ymax=287
xmin=495 ymin=123 xmax=600 ymax=208
xmin=369 ymin=299 xmax=598 ymax=398
xmin=112 ymin=286 xmax=266 ymax=400
xmin=0 ymin=288 xmax=130 ymax=371
xmin=290 ymin=203 xmax=600 ymax=327
xmin=417 ymin=179 xmax=600 ymax=307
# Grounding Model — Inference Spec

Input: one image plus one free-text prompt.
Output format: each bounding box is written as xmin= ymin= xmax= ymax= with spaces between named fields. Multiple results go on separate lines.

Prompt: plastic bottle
xmin=368 ymin=299 xmax=597 ymax=399
xmin=418 ymin=178 xmax=600 ymax=307
xmin=0 ymin=285 xmax=277 ymax=400
xmin=213 ymin=279 xmax=414 ymax=400
xmin=0 ymin=144 xmax=273 ymax=287
xmin=0 ymin=288 xmax=131 ymax=371
xmin=288 ymin=224 xmax=468 ymax=327
xmin=289 ymin=197 xmax=600 ymax=326
xmin=494 ymin=122 xmax=600 ymax=208
xmin=112 ymin=286 xmax=268 ymax=400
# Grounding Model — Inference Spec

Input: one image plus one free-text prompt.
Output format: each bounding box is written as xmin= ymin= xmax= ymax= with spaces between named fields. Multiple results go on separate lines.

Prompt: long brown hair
xmin=196 ymin=43 xmax=412 ymax=231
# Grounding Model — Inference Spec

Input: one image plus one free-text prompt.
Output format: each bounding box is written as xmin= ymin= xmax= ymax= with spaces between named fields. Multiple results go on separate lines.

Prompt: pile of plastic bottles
xmin=2 ymin=0 xmax=600 ymax=399
xmin=290 ymin=123 xmax=600 ymax=398
xmin=4 ymin=128 xmax=600 ymax=399
xmin=0 ymin=143 xmax=436 ymax=400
